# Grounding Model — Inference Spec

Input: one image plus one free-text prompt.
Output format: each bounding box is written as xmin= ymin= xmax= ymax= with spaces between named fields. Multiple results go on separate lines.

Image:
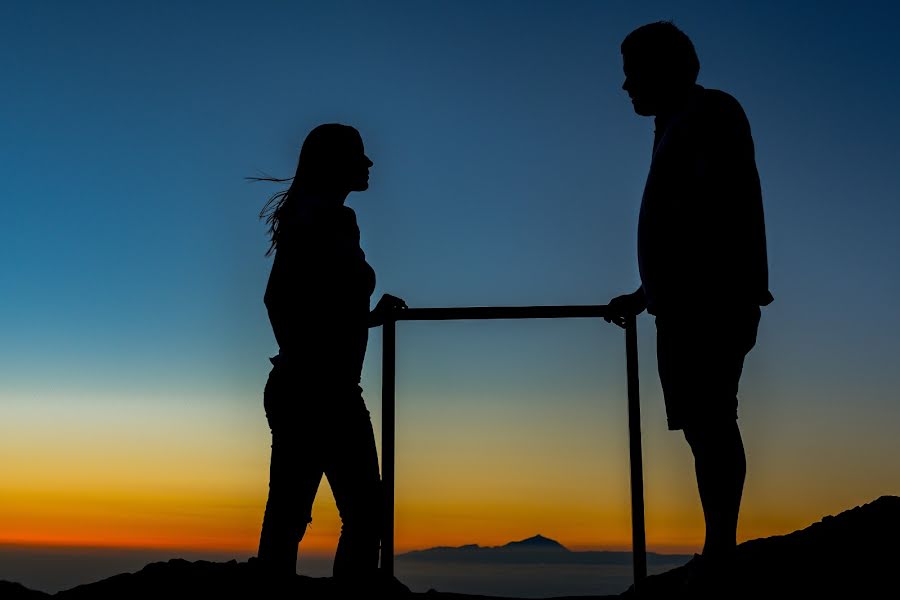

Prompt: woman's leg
xmin=325 ymin=387 xmax=382 ymax=580
xmin=257 ymin=365 xmax=324 ymax=575
xmin=257 ymin=423 xmax=323 ymax=574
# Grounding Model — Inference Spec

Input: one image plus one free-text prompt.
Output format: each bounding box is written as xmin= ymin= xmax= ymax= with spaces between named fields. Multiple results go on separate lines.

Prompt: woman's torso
xmin=264 ymin=199 xmax=376 ymax=384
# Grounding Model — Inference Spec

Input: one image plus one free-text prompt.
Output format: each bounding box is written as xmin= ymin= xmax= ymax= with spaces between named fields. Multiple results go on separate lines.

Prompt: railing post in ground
xmin=625 ymin=314 xmax=648 ymax=591
xmin=381 ymin=315 xmax=396 ymax=576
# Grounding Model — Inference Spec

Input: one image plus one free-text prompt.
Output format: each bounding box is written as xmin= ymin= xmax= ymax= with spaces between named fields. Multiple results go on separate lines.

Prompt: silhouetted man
xmin=606 ymin=21 xmax=773 ymax=578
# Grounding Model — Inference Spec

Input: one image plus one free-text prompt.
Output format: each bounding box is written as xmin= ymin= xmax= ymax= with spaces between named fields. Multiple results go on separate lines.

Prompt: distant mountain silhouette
xmin=501 ymin=534 xmax=567 ymax=551
xmin=2 ymin=496 xmax=897 ymax=599
xmin=395 ymin=534 xmax=688 ymax=597
xmin=398 ymin=534 xmax=689 ymax=567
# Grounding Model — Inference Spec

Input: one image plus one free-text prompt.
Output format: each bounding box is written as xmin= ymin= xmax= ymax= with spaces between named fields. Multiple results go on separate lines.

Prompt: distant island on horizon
xmin=393 ymin=533 xmax=690 ymax=596
xmin=397 ymin=533 xmax=692 ymax=566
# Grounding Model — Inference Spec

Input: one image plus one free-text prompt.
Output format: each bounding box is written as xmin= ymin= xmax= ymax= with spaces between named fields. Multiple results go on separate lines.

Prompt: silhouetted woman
xmin=255 ymin=124 xmax=406 ymax=581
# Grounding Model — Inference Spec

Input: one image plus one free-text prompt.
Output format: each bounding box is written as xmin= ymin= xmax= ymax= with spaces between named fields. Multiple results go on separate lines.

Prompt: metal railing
xmin=379 ymin=305 xmax=647 ymax=593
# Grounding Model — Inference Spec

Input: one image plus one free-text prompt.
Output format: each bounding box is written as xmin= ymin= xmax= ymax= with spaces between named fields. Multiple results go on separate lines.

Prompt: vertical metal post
xmin=625 ymin=314 xmax=647 ymax=591
xmin=381 ymin=316 xmax=396 ymax=576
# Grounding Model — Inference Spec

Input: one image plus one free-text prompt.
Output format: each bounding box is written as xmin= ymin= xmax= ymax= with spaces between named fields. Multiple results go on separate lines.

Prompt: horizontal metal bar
xmin=395 ymin=305 xmax=611 ymax=321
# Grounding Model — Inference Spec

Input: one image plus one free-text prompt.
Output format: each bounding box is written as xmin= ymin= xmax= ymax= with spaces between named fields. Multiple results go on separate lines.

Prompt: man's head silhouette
xmin=621 ymin=21 xmax=700 ymax=117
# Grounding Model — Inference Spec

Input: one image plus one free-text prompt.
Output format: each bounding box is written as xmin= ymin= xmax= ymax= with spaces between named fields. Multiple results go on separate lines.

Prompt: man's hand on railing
xmin=604 ymin=288 xmax=647 ymax=328
xmin=370 ymin=294 xmax=408 ymax=327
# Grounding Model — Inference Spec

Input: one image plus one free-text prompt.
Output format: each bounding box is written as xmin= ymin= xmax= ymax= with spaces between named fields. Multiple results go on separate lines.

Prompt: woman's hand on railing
xmin=370 ymin=294 xmax=408 ymax=327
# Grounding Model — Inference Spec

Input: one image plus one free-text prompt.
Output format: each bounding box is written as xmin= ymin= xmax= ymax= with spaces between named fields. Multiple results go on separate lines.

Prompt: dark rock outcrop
xmin=1 ymin=581 xmax=51 ymax=599
xmin=624 ymin=495 xmax=900 ymax=598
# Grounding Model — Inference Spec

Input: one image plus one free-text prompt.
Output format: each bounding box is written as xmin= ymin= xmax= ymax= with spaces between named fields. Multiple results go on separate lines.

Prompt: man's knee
xmin=683 ymin=419 xmax=741 ymax=452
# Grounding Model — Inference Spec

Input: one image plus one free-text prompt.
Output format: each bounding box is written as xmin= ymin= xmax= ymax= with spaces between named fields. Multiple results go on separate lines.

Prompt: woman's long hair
xmin=253 ymin=123 xmax=362 ymax=256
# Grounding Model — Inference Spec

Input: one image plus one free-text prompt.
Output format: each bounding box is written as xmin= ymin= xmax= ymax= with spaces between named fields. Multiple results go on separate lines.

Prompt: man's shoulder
xmin=699 ymin=86 xmax=741 ymax=106
xmin=695 ymin=87 xmax=749 ymax=126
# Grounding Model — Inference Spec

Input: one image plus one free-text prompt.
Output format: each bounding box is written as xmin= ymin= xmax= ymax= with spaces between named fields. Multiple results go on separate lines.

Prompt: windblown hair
xmin=621 ymin=21 xmax=700 ymax=85
xmin=251 ymin=176 xmax=291 ymax=257
xmin=253 ymin=123 xmax=362 ymax=256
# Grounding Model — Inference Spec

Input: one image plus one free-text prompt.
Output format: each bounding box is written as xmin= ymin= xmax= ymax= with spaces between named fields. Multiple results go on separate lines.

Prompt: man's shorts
xmin=655 ymin=305 xmax=761 ymax=431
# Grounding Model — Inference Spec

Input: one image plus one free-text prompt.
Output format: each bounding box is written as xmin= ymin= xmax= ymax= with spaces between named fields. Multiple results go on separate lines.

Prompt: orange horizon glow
xmin=3 ymin=391 xmax=897 ymax=565
xmin=0 ymin=488 xmax=849 ymax=558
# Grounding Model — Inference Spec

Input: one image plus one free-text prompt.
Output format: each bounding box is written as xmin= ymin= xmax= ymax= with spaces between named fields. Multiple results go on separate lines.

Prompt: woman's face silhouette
xmin=300 ymin=125 xmax=373 ymax=196
xmin=345 ymin=135 xmax=374 ymax=193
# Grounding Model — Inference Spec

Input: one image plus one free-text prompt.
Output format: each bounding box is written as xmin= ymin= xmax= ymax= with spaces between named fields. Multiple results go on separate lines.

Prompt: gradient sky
xmin=2 ymin=0 xmax=900 ymax=583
